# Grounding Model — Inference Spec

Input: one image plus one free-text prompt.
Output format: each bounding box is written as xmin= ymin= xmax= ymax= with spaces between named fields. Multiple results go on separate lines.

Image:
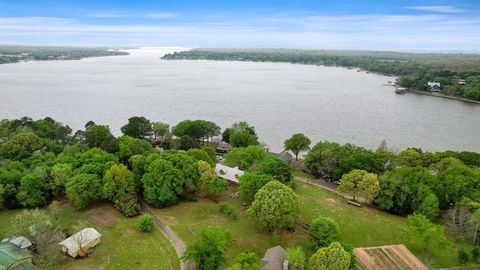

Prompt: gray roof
xmin=277 ymin=151 xmax=293 ymax=162
xmin=261 ymin=246 xmax=287 ymax=270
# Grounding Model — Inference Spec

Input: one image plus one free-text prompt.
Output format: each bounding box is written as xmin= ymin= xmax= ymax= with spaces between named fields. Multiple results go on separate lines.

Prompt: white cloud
xmin=87 ymin=11 xmax=178 ymax=18
xmin=406 ymin=5 xmax=465 ymax=13
xmin=0 ymin=14 xmax=479 ymax=50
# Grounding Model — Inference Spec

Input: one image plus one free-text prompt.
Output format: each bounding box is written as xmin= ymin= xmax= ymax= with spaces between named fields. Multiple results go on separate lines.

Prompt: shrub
xmin=310 ymin=216 xmax=339 ymax=248
xmin=115 ymin=193 xmax=141 ymax=217
xmin=458 ymin=248 xmax=470 ymax=264
xmin=287 ymin=181 xmax=299 ymax=191
xmin=287 ymin=247 xmax=305 ymax=269
xmin=472 ymin=246 xmax=480 ymax=263
xmin=136 ymin=213 xmax=155 ymax=232
xmin=218 ymin=202 xmax=238 ymax=220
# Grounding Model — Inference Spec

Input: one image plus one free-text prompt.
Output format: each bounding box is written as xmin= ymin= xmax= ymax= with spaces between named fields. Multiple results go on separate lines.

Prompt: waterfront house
xmin=215 ymin=164 xmax=244 ymax=183
xmin=427 ymin=82 xmax=441 ymax=92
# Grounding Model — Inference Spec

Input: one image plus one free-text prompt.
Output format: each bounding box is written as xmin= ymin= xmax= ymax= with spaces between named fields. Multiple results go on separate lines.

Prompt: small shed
xmin=58 ymin=228 xmax=102 ymax=258
xmin=0 ymin=241 xmax=36 ymax=270
xmin=215 ymin=164 xmax=244 ymax=183
xmin=261 ymin=246 xmax=288 ymax=270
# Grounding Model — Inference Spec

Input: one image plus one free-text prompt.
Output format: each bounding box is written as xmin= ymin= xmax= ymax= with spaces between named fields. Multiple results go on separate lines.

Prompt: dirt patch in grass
xmin=324 ymin=198 xmax=337 ymax=204
xmin=85 ymin=204 xmax=120 ymax=228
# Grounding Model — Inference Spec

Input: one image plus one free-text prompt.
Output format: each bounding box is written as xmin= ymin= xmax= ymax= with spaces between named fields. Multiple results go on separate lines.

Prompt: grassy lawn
xmin=153 ymin=192 xmax=312 ymax=267
xmin=154 ymin=183 xmax=470 ymax=269
xmin=0 ymin=202 xmax=180 ymax=270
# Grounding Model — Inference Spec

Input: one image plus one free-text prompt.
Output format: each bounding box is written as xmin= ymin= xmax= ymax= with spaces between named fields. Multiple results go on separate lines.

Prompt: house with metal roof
xmin=0 ymin=241 xmax=36 ymax=270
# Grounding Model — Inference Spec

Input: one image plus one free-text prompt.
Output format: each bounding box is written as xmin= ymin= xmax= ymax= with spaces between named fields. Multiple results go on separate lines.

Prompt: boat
xmin=395 ymin=87 xmax=408 ymax=95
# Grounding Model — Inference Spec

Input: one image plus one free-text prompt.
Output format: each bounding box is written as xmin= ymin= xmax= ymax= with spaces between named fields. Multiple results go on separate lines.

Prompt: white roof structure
xmin=1 ymin=236 xmax=33 ymax=249
xmin=215 ymin=164 xmax=244 ymax=183
xmin=58 ymin=228 xmax=101 ymax=257
xmin=427 ymin=81 xmax=441 ymax=87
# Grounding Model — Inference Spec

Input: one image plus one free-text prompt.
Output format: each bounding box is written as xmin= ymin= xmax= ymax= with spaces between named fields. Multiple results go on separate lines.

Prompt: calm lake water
xmin=1 ymin=47 xmax=479 ymax=153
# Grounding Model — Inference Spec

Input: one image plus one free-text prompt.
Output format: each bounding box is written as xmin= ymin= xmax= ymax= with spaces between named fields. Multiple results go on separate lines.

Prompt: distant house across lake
xmin=427 ymin=81 xmax=441 ymax=92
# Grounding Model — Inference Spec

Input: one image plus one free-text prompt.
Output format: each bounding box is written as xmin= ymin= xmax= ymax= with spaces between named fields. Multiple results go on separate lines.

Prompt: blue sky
xmin=0 ymin=0 xmax=479 ymax=50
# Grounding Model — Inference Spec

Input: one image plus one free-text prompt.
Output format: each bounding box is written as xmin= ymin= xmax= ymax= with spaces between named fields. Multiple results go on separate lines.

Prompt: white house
xmin=427 ymin=82 xmax=441 ymax=92
xmin=215 ymin=164 xmax=244 ymax=183
xmin=59 ymin=228 xmax=101 ymax=257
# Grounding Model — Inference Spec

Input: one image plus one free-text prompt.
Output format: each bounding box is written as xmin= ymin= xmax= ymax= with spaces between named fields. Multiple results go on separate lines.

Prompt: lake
xmin=1 ymin=47 xmax=479 ymax=153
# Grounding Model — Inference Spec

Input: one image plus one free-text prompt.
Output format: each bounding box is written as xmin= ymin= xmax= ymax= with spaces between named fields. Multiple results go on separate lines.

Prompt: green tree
xmin=17 ymin=173 xmax=48 ymax=207
xmin=238 ymin=172 xmax=274 ymax=203
xmin=179 ymin=135 xmax=200 ymax=150
xmin=230 ymin=131 xmax=259 ymax=148
xmin=224 ymin=145 xmax=266 ymax=170
xmin=66 ymin=173 xmax=102 ymax=209
xmin=376 ymin=166 xmax=438 ymax=214
xmin=117 ymin=135 xmax=153 ymax=162
xmin=403 ymin=214 xmax=450 ymax=258
xmin=84 ymin=124 xmax=111 ymax=148
xmin=305 ymin=141 xmax=356 ymax=179
xmin=396 ymin=148 xmax=423 ymax=167
xmin=247 ymin=181 xmax=300 ymax=232
xmin=338 ymin=169 xmax=379 ymax=203
xmin=114 ymin=193 xmax=141 ymax=217
xmin=142 ymin=159 xmax=185 ymax=207
xmin=151 ymin=121 xmax=169 ymax=140
xmin=103 ymin=164 xmax=136 ymax=202
xmin=287 ymin=247 xmax=305 ymax=269
xmin=0 ymin=184 xmax=4 ymax=209
xmin=226 ymin=121 xmax=259 ymax=147
xmin=260 ymin=156 xmax=292 ymax=183
xmin=173 ymin=120 xmax=220 ymax=143
xmin=284 ymin=133 xmax=311 ymax=160
xmin=310 ymin=216 xmax=339 ymax=248
xmin=99 ymin=134 xmax=119 ymax=153
xmin=136 ymin=213 xmax=155 ymax=232
xmin=228 ymin=252 xmax=261 ymax=270
xmin=183 ymin=226 xmax=233 ymax=270
xmin=0 ymin=132 xmax=43 ymax=160
xmin=160 ymin=151 xmax=199 ymax=190
xmin=197 ymin=160 xmax=227 ymax=197
xmin=418 ymin=193 xmax=440 ymax=219
xmin=121 ymin=116 xmax=152 ymax=139
xmin=308 ymin=242 xmax=350 ymax=270
xmin=187 ymin=148 xmax=215 ymax=166
xmin=50 ymin=163 xmax=73 ymax=196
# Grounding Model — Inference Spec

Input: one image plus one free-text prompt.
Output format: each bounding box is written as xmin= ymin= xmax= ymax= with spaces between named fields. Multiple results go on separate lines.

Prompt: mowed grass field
xmin=156 ymin=183 xmax=469 ymax=269
xmin=0 ymin=202 xmax=180 ymax=270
